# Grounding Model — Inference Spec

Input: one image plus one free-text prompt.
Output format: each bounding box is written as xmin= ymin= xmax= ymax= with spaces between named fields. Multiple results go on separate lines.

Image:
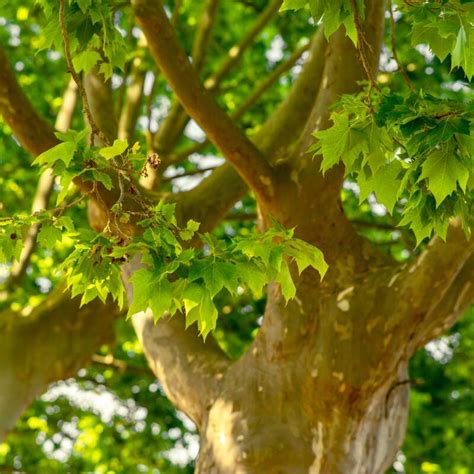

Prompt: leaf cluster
xmin=312 ymin=89 xmax=474 ymax=244
xmin=35 ymin=0 xmax=127 ymax=78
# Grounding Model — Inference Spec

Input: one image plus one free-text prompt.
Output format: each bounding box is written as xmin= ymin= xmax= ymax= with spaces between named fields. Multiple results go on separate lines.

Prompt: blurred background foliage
xmin=0 ymin=0 xmax=472 ymax=472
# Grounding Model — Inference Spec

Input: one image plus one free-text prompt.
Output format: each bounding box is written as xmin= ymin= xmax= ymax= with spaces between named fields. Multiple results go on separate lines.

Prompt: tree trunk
xmin=194 ymin=279 xmax=410 ymax=474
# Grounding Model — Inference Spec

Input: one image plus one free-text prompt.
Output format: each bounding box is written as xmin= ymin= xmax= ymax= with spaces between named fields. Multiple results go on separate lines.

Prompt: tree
xmin=0 ymin=0 xmax=473 ymax=472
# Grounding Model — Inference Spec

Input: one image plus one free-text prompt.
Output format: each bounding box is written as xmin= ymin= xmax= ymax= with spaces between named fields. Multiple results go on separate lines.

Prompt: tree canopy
xmin=0 ymin=0 xmax=473 ymax=472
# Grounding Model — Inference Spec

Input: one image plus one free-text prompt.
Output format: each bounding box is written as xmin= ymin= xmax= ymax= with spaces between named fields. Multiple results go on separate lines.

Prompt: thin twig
xmin=59 ymin=0 xmax=109 ymax=146
xmin=388 ymin=0 xmax=416 ymax=90
xmin=349 ymin=0 xmax=381 ymax=93
xmin=161 ymin=166 xmax=218 ymax=182
xmin=91 ymin=354 xmax=152 ymax=376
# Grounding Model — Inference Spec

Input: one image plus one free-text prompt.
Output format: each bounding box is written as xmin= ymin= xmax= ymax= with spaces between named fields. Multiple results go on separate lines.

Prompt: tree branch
xmin=165 ymin=40 xmax=312 ymax=166
xmin=416 ymin=255 xmax=473 ymax=348
xmin=149 ymin=0 xmax=281 ymax=182
xmin=118 ymin=57 xmax=146 ymax=142
xmin=233 ymin=41 xmax=311 ymax=121
xmin=121 ymin=256 xmax=229 ymax=427
xmin=394 ymin=223 xmax=474 ymax=349
xmin=133 ymin=310 xmax=230 ymax=426
xmin=203 ymin=0 xmax=282 ymax=91
xmin=251 ymin=29 xmax=327 ymax=160
xmin=149 ymin=0 xmax=222 ymax=157
xmin=83 ymin=70 xmax=118 ymax=143
xmin=7 ymin=79 xmax=78 ymax=288
xmin=0 ymin=46 xmax=58 ymax=155
xmin=133 ymin=0 xmax=275 ymax=201
xmin=174 ymin=29 xmax=328 ymax=230
xmin=0 ymin=291 xmax=119 ymax=441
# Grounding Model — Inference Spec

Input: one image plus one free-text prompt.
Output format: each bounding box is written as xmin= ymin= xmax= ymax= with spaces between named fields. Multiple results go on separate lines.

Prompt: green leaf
xmin=99 ymin=62 xmax=114 ymax=80
xmin=183 ymin=284 xmax=217 ymax=339
xmin=80 ymin=285 xmax=100 ymax=307
xmin=420 ymin=151 xmax=470 ymax=207
xmin=33 ymin=141 xmax=76 ymax=167
xmin=452 ymin=25 xmax=474 ymax=80
xmin=127 ymin=268 xmax=154 ymax=317
xmin=99 ymin=139 xmax=128 ymax=160
xmin=284 ymin=239 xmax=328 ymax=277
xmin=72 ymin=50 xmax=101 ymax=73
xmin=149 ymin=278 xmax=174 ymax=322
xmin=276 ymin=260 xmax=296 ymax=302
xmin=235 ymin=238 xmax=271 ymax=264
xmin=315 ymin=113 xmax=350 ymax=174
xmin=236 ymin=261 xmax=267 ymax=297
xmin=56 ymin=216 xmax=75 ymax=232
xmin=359 ymin=161 xmax=402 ymax=213
xmin=92 ymin=170 xmax=113 ymax=190
xmin=56 ymin=173 xmax=75 ymax=205
xmin=37 ymin=223 xmax=62 ymax=249
xmin=77 ymin=0 xmax=92 ymax=13
xmin=189 ymin=259 xmax=238 ymax=297
xmin=179 ymin=219 xmax=200 ymax=241
xmin=0 ymin=229 xmax=23 ymax=263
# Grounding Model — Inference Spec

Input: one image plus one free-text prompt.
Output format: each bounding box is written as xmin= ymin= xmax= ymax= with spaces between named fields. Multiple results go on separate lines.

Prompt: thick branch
xmin=133 ymin=0 xmax=275 ymax=201
xmin=133 ymin=310 xmax=229 ymax=426
xmin=175 ymin=29 xmax=328 ymax=229
xmin=122 ymin=257 xmax=229 ymax=427
xmin=394 ymin=223 xmax=474 ymax=349
xmin=151 ymin=0 xmax=281 ymax=156
xmin=0 ymin=292 xmax=118 ymax=441
xmin=166 ymin=40 xmax=312 ymax=166
xmin=150 ymin=0 xmax=221 ymax=155
xmin=416 ymin=255 xmax=474 ymax=348
xmin=0 ymin=46 xmax=57 ymax=154
xmin=252 ymin=29 xmax=327 ymax=161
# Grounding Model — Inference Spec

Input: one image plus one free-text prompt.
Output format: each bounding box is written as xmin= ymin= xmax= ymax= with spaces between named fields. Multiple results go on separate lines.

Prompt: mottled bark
xmin=196 ymin=276 xmax=412 ymax=473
